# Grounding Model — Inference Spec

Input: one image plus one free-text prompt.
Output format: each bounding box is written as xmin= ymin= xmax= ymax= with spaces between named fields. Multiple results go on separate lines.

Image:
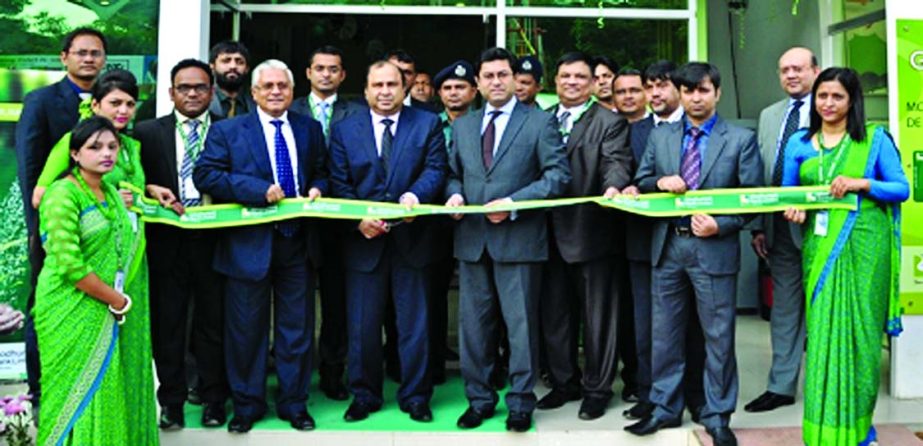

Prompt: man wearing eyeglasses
xmin=15 ymin=26 xmax=108 ymax=419
xmin=135 ymin=58 xmax=229 ymax=431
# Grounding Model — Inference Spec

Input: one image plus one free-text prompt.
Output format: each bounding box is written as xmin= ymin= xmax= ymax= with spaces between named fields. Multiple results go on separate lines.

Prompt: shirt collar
xmin=556 ymin=100 xmax=588 ymax=117
xmin=486 ymin=96 xmax=517 ymax=116
xmin=370 ymin=108 xmax=401 ymax=126
xmin=654 ymin=106 xmax=684 ymax=126
xmin=310 ymin=92 xmax=337 ymax=108
xmin=257 ymin=107 xmax=288 ymax=126
xmin=174 ymin=109 xmax=209 ymax=124
xmin=789 ymin=94 xmax=810 ymax=108
xmin=683 ymin=113 xmax=719 ymax=135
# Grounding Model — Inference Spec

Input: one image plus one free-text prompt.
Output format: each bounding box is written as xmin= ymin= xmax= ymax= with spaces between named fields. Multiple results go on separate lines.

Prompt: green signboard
xmin=897 ymin=19 xmax=923 ymax=314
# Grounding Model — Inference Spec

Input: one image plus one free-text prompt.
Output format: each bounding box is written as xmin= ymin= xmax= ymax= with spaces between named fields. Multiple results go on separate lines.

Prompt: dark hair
xmin=591 ymin=56 xmax=619 ymax=76
xmin=61 ymin=27 xmax=107 ymax=54
xmin=385 ymin=49 xmax=415 ymax=66
xmin=615 ymin=67 xmax=642 ymax=82
xmin=672 ymin=62 xmax=721 ymax=91
xmin=554 ymin=52 xmax=593 ymax=74
xmin=209 ymin=40 xmax=251 ymax=65
xmin=91 ymin=69 xmax=139 ymax=102
xmin=643 ymin=60 xmax=677 ymax=84
xmin=806 ymin=67 xmax=866 ymax=142
xmin=476 ymin=47 xmax=517 ymax=75
xmin=309 ymin=45 xmax=344 ymax=66
xmin=170 ymin=59 xmax=214 ymax=86
xmin=68 ymin=116 xmax=119 ymax=174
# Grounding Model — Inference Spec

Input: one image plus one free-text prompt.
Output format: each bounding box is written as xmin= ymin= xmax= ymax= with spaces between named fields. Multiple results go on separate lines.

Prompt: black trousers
xmin=317 ymin=222 xmax=348 ymax=378
xmin=150 ymin=231 xmax=228 ymax=406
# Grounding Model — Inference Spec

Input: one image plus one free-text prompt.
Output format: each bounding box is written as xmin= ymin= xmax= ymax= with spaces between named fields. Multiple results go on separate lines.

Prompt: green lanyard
xmin=175 ymin=116 xmax=210 ymax=159
xmin=74 ymin=168 xmax=125 ymax=271
xmin=816 ymin=132 xmax=850 ymax=185
xmin=309 ymin=96 xmax=333 ymax=129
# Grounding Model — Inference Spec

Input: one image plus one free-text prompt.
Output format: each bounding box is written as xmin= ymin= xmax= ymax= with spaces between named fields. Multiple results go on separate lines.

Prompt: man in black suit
xmin=208 ymin=40 xmax=256 ymax=119
xmin=289 ymin=45 xmax=360 ymax=400
xmin=15 ymin=26 xmax=107 ymax=415
xmin=536 ymin=52 xmax=632 ymax=420
xmin=194 ymin=59 xmax=327 ymax=433
xmin=135 ymin=59 xmax=229 ymax=430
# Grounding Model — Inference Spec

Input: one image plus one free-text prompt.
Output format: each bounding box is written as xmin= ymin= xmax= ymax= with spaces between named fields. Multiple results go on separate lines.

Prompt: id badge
xmin=114 ymin=269 xmax=126 ymax=294
xmin=814 ymin=210 xmax=829 ymax=237
xmin=184 ymin=177 xmax=201 ymax=200
xmin=128 ymin=212 xmax=139 ymax=233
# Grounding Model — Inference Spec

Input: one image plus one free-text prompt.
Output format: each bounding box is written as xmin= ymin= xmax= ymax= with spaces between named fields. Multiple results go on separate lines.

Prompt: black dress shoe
xmin=344 ymin=401 xmax=381 ymax=422
xmin=622 ymin=401 xmax=655 ymax=420
xmin=281 ymin=411 xmax=316 ymax=431
xmin=320 ymin=376 xmax=349 ymax=401
xmin=743 ymin=391 xmax=795 ymax=413
xmin=505 ymin=411 xmax=532 ymax=432
xmin=536 ymin=387 xmax=582 ymax=410
xmin=227 ymin=416 xmax=254 ymax=433
xmin=201 ymin=402 xmax=227 ymax=427
xmin=706 ymin=426 xmax=739 ymax=446
xmin=456 ymin=406 xmax=494 ymax=429
xmin=403 ymin=402 xmax=433 ymax=422
xmin=578 ymin=395 xmax=609 ymax=420
xmin=159 ymin=405 xmax=185 ymax=430
xmin=624 ymin=416 xmax=682 ymax=436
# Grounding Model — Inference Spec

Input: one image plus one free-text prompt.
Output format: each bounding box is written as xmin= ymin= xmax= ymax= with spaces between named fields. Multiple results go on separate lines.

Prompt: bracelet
xmin=109 ymin=294 xmax=132 ymax=315
xmin=117 ymin=315 xmax=127 ymax=326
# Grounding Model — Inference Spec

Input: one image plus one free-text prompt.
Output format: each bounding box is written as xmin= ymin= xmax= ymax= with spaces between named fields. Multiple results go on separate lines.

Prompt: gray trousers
xmin=766 ymin=215 xmax=805 ymax=397
xmin=458 ymin=255 xmax=541 ymax=414
xmin=650 ymin=235 xmax=738 ymax=429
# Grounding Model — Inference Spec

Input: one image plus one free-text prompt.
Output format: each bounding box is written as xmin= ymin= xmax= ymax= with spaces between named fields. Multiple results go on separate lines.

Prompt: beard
xmin=216 ymin=71 xmax=247 ymax=92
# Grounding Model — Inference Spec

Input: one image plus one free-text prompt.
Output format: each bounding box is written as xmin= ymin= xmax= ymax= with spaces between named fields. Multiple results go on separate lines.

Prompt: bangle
xmin=117 ymin=315 xmax=127 ymax=326
xmin=109 ymin=294 xmax=132 ymax=315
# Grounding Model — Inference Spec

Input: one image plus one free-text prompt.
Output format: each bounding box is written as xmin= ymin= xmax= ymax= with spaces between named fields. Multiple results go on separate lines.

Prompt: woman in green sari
xmin=35 ymin=117 xmax=135 ymax=445
xmin=33 ymin=70 xmax=164 ymax=446
xmin=781 ymin=67 xmax=909 ymax=446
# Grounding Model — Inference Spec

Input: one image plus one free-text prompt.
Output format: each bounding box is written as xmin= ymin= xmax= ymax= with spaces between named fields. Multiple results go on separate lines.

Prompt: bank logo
xmin=915 ymin=254 xmax=923 ymax=280
xmin=911 ymin=50 xmax=923 ymax=71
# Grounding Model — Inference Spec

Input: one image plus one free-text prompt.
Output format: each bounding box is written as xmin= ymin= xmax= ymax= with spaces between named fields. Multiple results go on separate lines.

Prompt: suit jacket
xmin=290 ymin=95 xmax=362 ymax=132
xmin=757 ymin=98 xmax=803 ymax=249
xmin=445 ymin=101 xmax=571 ymax=263
xmin=546 ymin=102 xmax=632 ymax=263
xmin=134 ymin=112 xmax=221 ymax=269
xmin=625 ymin=115 xmax=655 ymax=262
xmin=15 ymin=78 xmax=82 ymax=234
xmin=193 ymin=110 xmax=328 ymax=280
xmin=634 ymin=116 xmax=763 ymax=275
xmin=328 ymin=106 xmax=448 ymax=272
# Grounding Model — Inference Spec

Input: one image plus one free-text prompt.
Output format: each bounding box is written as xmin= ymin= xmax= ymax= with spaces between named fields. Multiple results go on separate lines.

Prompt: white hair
xmin=251 ymin=59 xmax=295 ymax=88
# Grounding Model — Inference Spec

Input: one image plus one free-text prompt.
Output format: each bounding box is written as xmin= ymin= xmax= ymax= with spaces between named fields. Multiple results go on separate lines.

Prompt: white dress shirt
xmin=370 ymin=109 xmax=401 ymax=156
xmin=480 ymin=96 xmax=517 ymax=155
xmin=555 ymin=102 xmax=587 ymax=134
xmin=257 ymin=108 xmax=301 ymax=195
xmin=174 ymin=110 xmax=211 ymax=205
xmin=776 ymin=95 xmax=812 ymax=149
xmin=653 ymin=106 xmax=684 ymax=127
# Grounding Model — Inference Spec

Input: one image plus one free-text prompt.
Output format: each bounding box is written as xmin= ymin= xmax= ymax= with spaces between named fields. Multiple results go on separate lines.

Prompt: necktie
xmin=681 ymin=127 xmax=703 ymax=190
xmin=482 ymin=110 xmax=502 ymax=170
xmin=180 ymin=119 xmax=201 ymax=207
xmin=318 ymin=101 xmax=330 ymax=137
xmin=772 ymin=99 xmax=803 ymax=186
xmin=227 ymin=99 xmax=236 ymax=118
xmin=380 ymin=118 xmax=394 ymax=172
xmin=558 ymin=110 xmax=572 ymax=142
xmin=271 ymin=119 xmax=297 ymax=237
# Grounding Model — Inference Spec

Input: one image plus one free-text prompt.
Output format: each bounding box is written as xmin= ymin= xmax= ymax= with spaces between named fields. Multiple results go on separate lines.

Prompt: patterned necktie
xmin=180 ymin=119 xmax=201 ymax=207
xmin=318 ymin=101 xmax=330 ymax=137
xmin=681 ymin=127 xmax=703 ymax=190
xmin=271 ymin=119 xmax=297 ymax=237
xmin=558 ymin=110 xmax=572 ymax=142
xmin=380 ymin=118 xmax=394 ymax=172
xmin=482 ymin=110 xmax=502 ymax=169
xmin=227 ymin=99 xmax=236 ymax=118
xmin=772 ymin=99 xmax=803 ymax=186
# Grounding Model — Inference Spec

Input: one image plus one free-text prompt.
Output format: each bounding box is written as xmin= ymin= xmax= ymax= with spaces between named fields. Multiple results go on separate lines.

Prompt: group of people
xmin=13 ymin=25 xmax=908 ymax=446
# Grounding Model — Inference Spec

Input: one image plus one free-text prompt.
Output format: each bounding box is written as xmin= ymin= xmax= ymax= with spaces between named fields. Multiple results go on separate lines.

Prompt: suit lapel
xmin=763 ymin=100 xmax=787 ymax=179
xmin=566 ymin=104 xmax=594 ymax=155
xmin=667 ymin=123 xmax=684 ymax=174
xmin=356 ymin=112 xmax=386 ymax=182
xmin=244 ymin=113 xmax=274 ymax=181
xmin=489 ymin=103 xmax=525 ymax=174
xmin=159 ymin=114 xmax=179 ymax=192
xmin=699 ymin=118 xmax=728 ymax=185
xmin=55 ymin=80 xmax=80 ymax=123
xmin=290 ymin=114 xmax=310 ymax=193
xmin=387 ymin=108 xmax=414 ymax=187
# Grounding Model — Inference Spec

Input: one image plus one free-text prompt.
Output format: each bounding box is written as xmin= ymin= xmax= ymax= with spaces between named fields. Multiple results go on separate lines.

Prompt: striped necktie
xmin=180 ymin=119 xmax=201 ymax=207
xmin=681 ymin=127 xmax=703 ymax=190
xmin=271 ymin=119 xmax=298 ymax=237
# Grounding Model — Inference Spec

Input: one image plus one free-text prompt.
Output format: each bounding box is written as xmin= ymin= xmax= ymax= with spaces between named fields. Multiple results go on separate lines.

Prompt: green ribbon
xmin=121 ymin=183 xmax=857 ymax=230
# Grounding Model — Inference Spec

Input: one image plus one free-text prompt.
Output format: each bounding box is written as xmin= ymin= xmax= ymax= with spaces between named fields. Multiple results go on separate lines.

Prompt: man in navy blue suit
xmin=193 ymin=59 xmax=327 ymax=433
xmin=328 ymin=60 xmax=447 ymax=423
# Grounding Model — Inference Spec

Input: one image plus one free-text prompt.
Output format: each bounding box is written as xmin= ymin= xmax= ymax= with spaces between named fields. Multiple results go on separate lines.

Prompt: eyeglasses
xmin=69 ymin=50 xmax=105 ymax=59
xmin=175 ymin=84 xmax=211 ymax=95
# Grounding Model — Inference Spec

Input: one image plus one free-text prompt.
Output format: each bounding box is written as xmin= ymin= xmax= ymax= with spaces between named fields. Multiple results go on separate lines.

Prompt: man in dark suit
xmin=536 ymin=52 xmax=632 ymax=420
xmin=208 ymin=41 xmax=256 ymax=119
xmin=328 ymin=60 xmax=447 ymax=423
xmin=289 ymin=45 xmax=360 ymax=401
xmin=14 ymin=26 xmax=107 ymax=415
xmin=386 ymin=49 xmax=438 ymax=113
xmin=625 ymin=63 xmax=763 ymax=446
xmin=193 ymin=59 xmax=327 ymax=433
xmin=446 ymin=47 xmax=570 ymax=432
xmin=135 ymin=59 xmax=228 ymax=430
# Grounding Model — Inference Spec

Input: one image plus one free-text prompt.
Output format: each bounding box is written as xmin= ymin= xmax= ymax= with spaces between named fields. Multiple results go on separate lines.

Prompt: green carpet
xmin=183 ymin=371 xmax=523 ymax=432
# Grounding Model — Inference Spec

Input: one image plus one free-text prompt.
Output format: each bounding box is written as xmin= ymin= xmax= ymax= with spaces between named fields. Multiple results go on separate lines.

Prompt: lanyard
xmin=74 ymin=168 xmax=125 ymax=270
xmin=309 ymin=97 xmax=333 ymax=128
xmin=175 ymin=116 xmax=210 ymax=159
xmin=816 ymin=132 xmax=849 ymax=185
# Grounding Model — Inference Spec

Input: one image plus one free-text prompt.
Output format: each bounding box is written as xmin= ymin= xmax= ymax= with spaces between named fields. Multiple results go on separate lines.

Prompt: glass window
xmin=506 ymin=0 xmax=684 ymax=8
xmin=237 ymin=0 xmax=492 ymax=6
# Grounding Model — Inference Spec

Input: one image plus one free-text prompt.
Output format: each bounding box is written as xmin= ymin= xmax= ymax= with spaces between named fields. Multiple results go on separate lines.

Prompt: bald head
xmin=778 ymin=47 xmax=819 ymax=99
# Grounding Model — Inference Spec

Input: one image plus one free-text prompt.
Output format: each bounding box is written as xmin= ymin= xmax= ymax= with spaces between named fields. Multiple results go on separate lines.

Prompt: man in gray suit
xmin=624 ymin=62 xmax=763 ymax=446
xmin=745 ymin=47 xmax=818 ymax=413
xmin=445 ymin=47 xmax=570 ymax=433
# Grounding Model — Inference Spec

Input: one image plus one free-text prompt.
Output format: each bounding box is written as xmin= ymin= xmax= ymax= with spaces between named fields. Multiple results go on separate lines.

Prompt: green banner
xmin=897 ymin=19 xmax=923 ymax=315
xmin=125 ymin=184 xmax=857 ymax=230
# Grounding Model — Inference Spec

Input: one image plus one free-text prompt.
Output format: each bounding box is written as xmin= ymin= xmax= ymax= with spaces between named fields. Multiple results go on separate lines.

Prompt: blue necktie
xmin=271 ymin=119 xmax=298 ymax=237
xmin=318 ymin=101 xmax=331 ymax=137
xmin=180 ymin=119 xmax=201 ymax=207
xmin=681 ymin=127 xmax=703 ymax=190
xmin=773 ymin=100 xmax=803 ymax=186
